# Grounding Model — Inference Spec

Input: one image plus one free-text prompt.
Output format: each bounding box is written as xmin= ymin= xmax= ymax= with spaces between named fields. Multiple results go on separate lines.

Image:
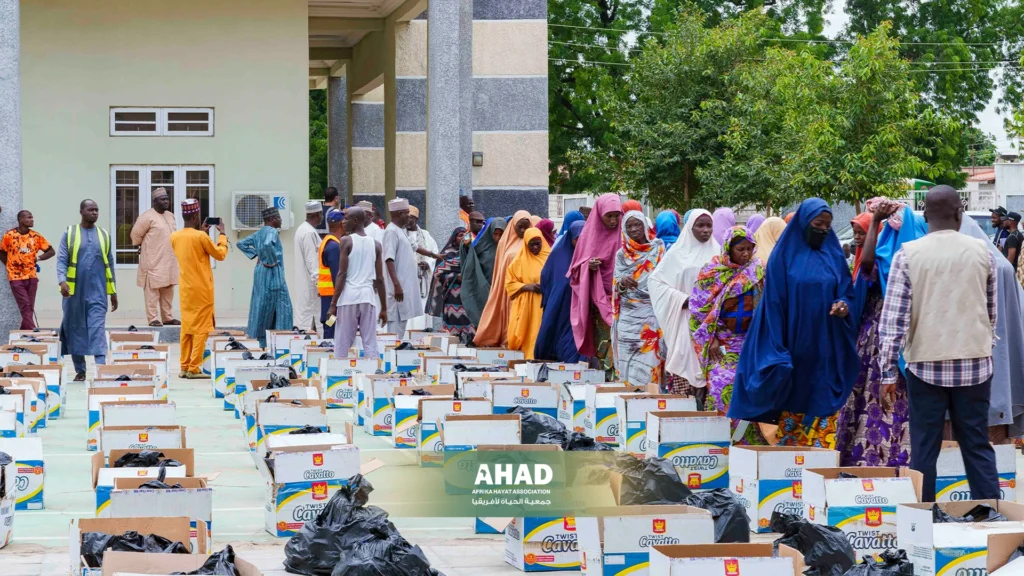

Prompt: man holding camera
xmin=171 ymin=198 xmax=229 ymax=379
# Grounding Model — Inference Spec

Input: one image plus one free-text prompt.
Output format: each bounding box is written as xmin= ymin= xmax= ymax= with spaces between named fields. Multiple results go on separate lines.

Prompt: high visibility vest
xmin=317 ymin=234 xmax=340 ymax=296
xmin=65 ymin=225 xmax=116 ymax=296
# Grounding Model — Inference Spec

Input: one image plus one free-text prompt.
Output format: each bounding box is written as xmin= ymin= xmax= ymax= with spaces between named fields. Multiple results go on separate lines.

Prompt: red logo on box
xmin=657 ymin=399 xmax=667 ymax=410
xmin=862 ymin=479 xmax=875 ymax=492
xmin=311 ymin=482 xmax=328 ymax=501
xmin=453 ymin=401 xmax=462 ymax=412
xmin=138 ymin=433 xmax=149 ymax=443
xmin=687 ymin=473 xmax=702 ymax=489
xmin=865 ymin=508 xmax=883 ymax=527
xmin=792 ymin=481 xmax=802 ymax=499
xmin=350 ymin=359 xmax=357 ymax=367
xmin=795 ymin=455 xmax=805 ymax=465
xmin=521 ymin=389 xmax=530 ymax=398
xmin=725 ymin=559 xmax=740 ymax=576
xmin=312 ymin=453 xmax=324 ymax=467
xmin=653 ymin=518 xmax=666 ymax=534
xmin=564 ymin=517 xmax=576 ymax=531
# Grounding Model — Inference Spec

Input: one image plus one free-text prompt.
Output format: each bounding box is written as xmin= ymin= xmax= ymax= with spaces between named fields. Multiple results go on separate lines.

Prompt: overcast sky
xmin=823 ymin=1 xmax=1019 ymax=155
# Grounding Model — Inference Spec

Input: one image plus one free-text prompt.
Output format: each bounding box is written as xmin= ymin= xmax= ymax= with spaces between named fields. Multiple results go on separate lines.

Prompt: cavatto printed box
xmin=440 ymin=362 xmax=500 ymax=385
xmin=0 ymin=437 xmax=44 ymax=511
xmin=319 ymin=357 xmax=381 ymax=408
xmin=583 ymin=385 xmax=647 ymax=445
xmin=646 ymin=412 xmax=731 ymax=491
xmin=0 ymin=458 xmax=12 ymax=548
xmin=4 ymin=382 xmax=44 ymax=434
xmin=99 ymin=426 xmax=187 ymax=457
xmin=108 ymin=330 xmax=160 ymax=348
xmin=4 ymin=364 xmax=63 ymax=421
xmin=803 ymin=467 xmax=922 ymax=558
xmin=211 ymin=349 xmax=261 ymax=398
xmin=898 ymin=500 xmax=1024 ymax=576
xmin=649 ymin=543 xmax=803 ymax=576
xmin=100 ymin=549 xmax=264 ymax=576
xmin=441 ymin=414 xmax=522 ymax=453
xmin=304 ymin=347 xmax=334 ymax=379
xmin=728 ymin=446 xmax=839 ymax=533
xmin=424 ymin=356 xmax=477 ymax=384
xmin=987 ymin=533 xmax=1024 ymax=576
xmin=0 ymin=348 xmax=43 ymax=366
xmin=474 ymin=348 xmax=526 ymax=367
xmin=285 ymin=336 xmax=331 ymax=373
xmin=558 ymin=384 xmax=588 ymax=434
xmin=267 ymin=330 xmax=305 ymax=361
xmin=390 ymin=346 xmax=444 ymax=373
xmin=455 ymin=373 xmax=517 ymax=398
xmin=255 ymin=400 xmax=329 ymax=455
xmin=576 ymin=505 xmax=715 ymax=576
xmin=417 ymin=398 xmax=492 ymax=467
xmin=391 ymin=387 xmax=456 ymax=450
xmin=614 ymin=394 xmax=697 ymax=457
xmin=221 ymin=358 xmax=284 ymax=411
xmin=515 ymin=362 xmax=590 ymax=381
xmin=935 ymin=441 xmax=1017 ymax=502
xmin=69 ymin=516 xmax=206 ymax=576
xmin=101 ymin=400 xmax=175 ymax=427
xmin=492 ymin=383 xmax=559 ymax=418
xmin=544 ymin=368 xmax=606 ymax=385
xmin=86 ymin=387 xmax=157 ymax=451
xmin=92 ymin=449 xmax=193 ymax=517
xmin=0 ymin=394 xmax=22 ymax=438
xmin=504 ymin=516 xmax=580 ymax=572
xmin=364 ymin=375 xmax=417 ymax=436
xmin=203 ymin=330 xmax=248 ymax=374
xmin=232 ymin=366 xmax=294 ymax=418
xmin=3 ymin=378 xmax=47 ymax=431
xmin=110 ymin=477 xmax=213 ymax=554
xmin=242 ymin=381 xmax=320 ymax=452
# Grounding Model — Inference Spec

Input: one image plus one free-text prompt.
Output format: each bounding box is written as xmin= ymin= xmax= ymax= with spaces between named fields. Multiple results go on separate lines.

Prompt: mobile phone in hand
xmin=205 ymin=217 xmax=221 ymax=226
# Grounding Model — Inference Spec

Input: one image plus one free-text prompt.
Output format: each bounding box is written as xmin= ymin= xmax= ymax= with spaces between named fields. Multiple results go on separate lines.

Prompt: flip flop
xmin=149 ymin=321 xmax=163 ymax=327
xmin=165 ymin=320 xmax=181 ymax=326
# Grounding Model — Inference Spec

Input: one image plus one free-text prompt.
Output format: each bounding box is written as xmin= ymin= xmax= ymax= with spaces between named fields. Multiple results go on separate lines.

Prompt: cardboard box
xmin=646 ymin=412 xmax=731 ymax=491
xmin=240 ymin=380 xmax=321 ymax=452
xmin=86 ymin=388 xmax=159 ymax=451
xmin=546 ymin=369 xmax=606 ymax=385
xmin=5 ymin=364 xmax=64 ymax=420
xmin=581 ymin=385 xmax=647 ymax=444
xmin=456 ymin=372 xmax=518 ymax=396
xmin=100 ymin=426 xmax=187 ymax=457
xmin=258 ymin=431 xmax=379 ymax=537
xmin=503 ymin=516 xmax=580 ymax=572
xmin=936 ymin=441 xmax=1017 ymax=502
xmin=231 ymin=365 xmax=293 ymax=416
xmin=92 ymin=449 xmax=194 ymax=517
xmin=100 ymin=549 xmax=262 ymax=576
xmin=492 ymin=382 xmax=559 ymax=418
xmin=363 ymin=374 xmax=418 ymax=436
xmin=442 ymin=414 xmax=522 ymax=453
xmin=319 ymin=357 xmax=381 ymax=408
xmin=255 ymin=400 xmax=329 ymax=454
xmin=649 ymin=543 xmax=802 ymax=576
xmin=424 ymin=356 xmax=477 ymax=383
xmin=302 ymin=347 xmax=332 ymax=378
xmin=0 ymin=392 xmax=25 ymax=437
xmin=515 ymin=362 xmax=590 ymax=381
xmin=4 ymin=381 xmax=45 ymax=434
xmin=2 ymin=377 xmax=47 ymax=430
xmin=211 ymin=349 xmax=263 ymax=398
xmin=804 ymin=467 xmax=922 ymax=558
xmin=390 ymin=385 xmax=457 ymax=450
xmin=987 ymin=533 xmax=1024 ymax=576
xmin=101 ymin=401 xmax=175 ymax=427
xmin=898 ymin=500 xmax=1024 ymax=576
xmin=221 ymin=358 xmax=287 ymax=411
xmin=108 ymin=331 xmax=160 ymax=348
xmin=0 ymin=347 xmax=44 ymax=366
xmin=285 ymin=336 xmax=332 ymax=373
xmin=614 ymin=395 xmax=698 ymax=457
xmin=473 ymin=348 xmax=526 ymax=367
xmin=392 ymin=346 xmax=445 ymax=373
xmin=0 ymin=437 xmax=44 ymax=510
xmin=110 ymin=477 xmax=213 ymax=553
xmin=203 ymin=330 xmax=249 ymax=375
xmin=417 ymin=398 xmax=492 ymax=467
xmin=728 ymin=446 xmax=839 ymax=532
xmin=576 ymin=505 xmax=716 ymax=576
xmin=68 ymin=516 xmax=204 ymax=576
xmin=440 ymin=362 xmax=501 ymax=385
xmin=0 ymin=457 xmax=12 ymax=548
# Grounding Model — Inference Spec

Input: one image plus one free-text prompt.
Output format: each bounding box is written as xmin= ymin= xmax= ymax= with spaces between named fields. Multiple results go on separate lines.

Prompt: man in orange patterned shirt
xmin=0 ymin=210 xmax=55 ymax=329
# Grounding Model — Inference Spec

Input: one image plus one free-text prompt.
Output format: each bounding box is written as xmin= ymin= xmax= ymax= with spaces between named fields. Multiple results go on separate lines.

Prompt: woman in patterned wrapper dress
xmin=612 ymin=210 xmax=666 ymax=387
xmin=689 ymin=225 xmax=767 ymax=445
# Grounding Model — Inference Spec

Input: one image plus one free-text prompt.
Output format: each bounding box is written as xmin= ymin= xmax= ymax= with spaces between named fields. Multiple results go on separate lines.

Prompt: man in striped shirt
xmin=878 ymin=185 xmax=999 ymax=503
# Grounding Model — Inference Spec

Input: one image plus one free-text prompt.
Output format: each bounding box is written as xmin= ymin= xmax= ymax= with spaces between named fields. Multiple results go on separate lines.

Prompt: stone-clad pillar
xmin=426 ymin=0 xmax=473 ymax=244
xmin=327 ymin=74 xmax=350 ymax=202
xmin=0 ymin=0 xmax=21 ymax=335
xmin=458 ymin=0 xmax=473 ymax=203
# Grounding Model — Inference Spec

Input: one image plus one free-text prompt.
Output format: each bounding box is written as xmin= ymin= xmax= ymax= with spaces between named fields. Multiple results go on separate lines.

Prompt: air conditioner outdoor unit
xmin=231 ymin=192 xmax=292 ymax=231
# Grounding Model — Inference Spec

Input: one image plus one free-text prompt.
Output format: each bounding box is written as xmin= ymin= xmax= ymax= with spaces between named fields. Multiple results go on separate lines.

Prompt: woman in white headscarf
xmin=649 ymin=209 xmax=720 ymax=399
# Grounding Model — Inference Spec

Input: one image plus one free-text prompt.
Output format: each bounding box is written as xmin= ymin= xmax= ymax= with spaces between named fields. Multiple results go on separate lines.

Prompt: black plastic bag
xmin=139 ymin=479 xmax=184 ymax=489
xmin=140 ymin=345 xmax=156 ymax=350
xmin=173 ymin=546 xmax=239 ymax=576
xmin=0 ymin=451 xmax=10 ymax=498
xmin=267 ymin=373 xmax=292 ymax=389
xmin=771 ymin=512 xmax=855 ymax=576
xmin=931 ymin=503 xmax=1007 ymax=523
xmin=615 ymin=453 xmax=692 ymax=505
xmin=410 ymin=389 xmax=432 ymax=396
xmin=81 ymin=530 xmax=189 ymax=567
xmin=331 ymin=537 xmax=441 ymax=576
xmin=127 ymin=325 xmax=138 ymax=332
xmin=838 ymin=472 xmax=859 ymax=479
xmin=6 ymin=346 xmax=32 ymax=353
xmin=115 ymin=375 xmax=132 ymax=381
xmin=684 ymin=488 xmax=750 ymax=543
xmin=451 ymin=364 xmax=495 ymax=373
xmin=1009 ymin=544 xmax=1024 ymax=564
xmin=536 ymin=364 xmax=550 ymax=382
xmin=289 ymin=425 xmax=324 ymax=435
xmin=112 ymin=450 xmax=182 ymax=469
xmin=843 ymin=549 xmax=914 ymax=576
xmin=4 ymin=372 xmax=23 ymax=378
xmin=0 ymin=386 xmax=8 ymax=395
xmin=225 ymin=339 xmax=249 ymax=351
xmin=536 ymin=430 xmax=614 ymax=452
xmin=508 ymin=407 xmax=566 ymax=444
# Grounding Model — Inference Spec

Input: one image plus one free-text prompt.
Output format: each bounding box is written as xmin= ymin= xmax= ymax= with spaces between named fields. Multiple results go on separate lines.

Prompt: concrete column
xmin=327 ymin=73 xmax=351 ymax=203
xmin=426 ymin=0 xmax=473 ymax=243
xmin=0 ymin=0 xmax=21 ymax=335
xmin=458 ymin=0 xmax=474 ymax=203
xmin=383 ymin=19 xmax=398 ymax=211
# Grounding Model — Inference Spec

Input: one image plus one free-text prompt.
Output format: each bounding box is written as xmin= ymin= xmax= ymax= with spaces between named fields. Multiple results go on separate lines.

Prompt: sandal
xmin=165 ymin=319 xmax=181 ymax=326
xmin=149 ymin=321 xmax=163 ymax=327
xmin=73 ymin=372 xmax=86 ymax=382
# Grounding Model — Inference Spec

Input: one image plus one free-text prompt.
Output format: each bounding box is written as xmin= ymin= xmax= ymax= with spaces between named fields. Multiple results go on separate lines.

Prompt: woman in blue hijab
xmin=535 ymin=221 xmax=586 ymax=362
xmin=559 ymin=210 xmax=586 ymax=237
xmin=729 ymin=198 xmax=860 ymax=448
xmin=655 ymin=211 xmax=681 ymax=251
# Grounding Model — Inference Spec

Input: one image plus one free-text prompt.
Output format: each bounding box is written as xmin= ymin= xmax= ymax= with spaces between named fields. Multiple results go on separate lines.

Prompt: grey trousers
xmin=335 ymin=303 xmax=379 ymax=358
xmin=387 ymin=319 xmax=408 ymax=341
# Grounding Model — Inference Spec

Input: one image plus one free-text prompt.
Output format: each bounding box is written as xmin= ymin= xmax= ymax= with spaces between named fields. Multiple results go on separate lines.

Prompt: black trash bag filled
xmin=395 ymin=342 xmax=415 ymax=350
xmin=0 ymin=451 xmax=11 ymax=498
xmin=507 ymin=407 xmax=566 ymax=444
xmin=140 ymin=345 xmax=156 ymax=350
xmin=112 ymin=451 xmax=183 ymax=469
xmin=289 ymin=425 xmax=324 ymax=435
xmin=259 ymin=353 xmax=273 ymax=360
xmin=6 ymin=346 xmax=32 ymax=353
xmin=172 ymin=546 xmax=240 ymax=576
xmin=536 ymin=430 xmax=614 ymax=452
xmin=684 ymin=488 xmax=750 ymax=543
xmin=838 ymin=472 xmax=859 ymax=479
xmin=26 ymin=337 xmax=41 ymax=342
xmin=535 ymin=364 xmax=550 ymax=382
xmin=931 ymin=503 xmax=1007 ymax=523
xmin=451 ymin=364 xmax=495 ymax=373
xmin=241 ymin=351 xmax=253 ymax=360
xmin=277 ymin=364 xmax=300 ymax=379
xmin=843 ymin=549 xmax=914 ymax=576
xmin=4 ymin=372 xmax=23 ymax=378
xmin=80 ymin=530 xmax=190 ymax=567
xmin=771 ymin=512 xmax=855 ymax=576
xmin=225 ymin=339 xmax=249 ymax=351
xmin=0 ymin=386 xmax=8 ymax=395
xmin=115 ymin=375 xmax=132 ymax=381
xmin=320 ymin=342 xmax=335 ymax=349
xmin=284 ymin=475 xmax=384 ymax=576
xmin=615 ymin=453 xmax=692 ymax=505
xmin=266 ymin=373 xmax=291 ymax=389
xmin=127 ymin=325 xmax=138 ymax=332
xmin=410 ymin=389 xmax=432 ymax=396
xmin=330 ymin=537 xmax=442 ymax=576
xmin=139 ymin=479 xmax=184 ymax=489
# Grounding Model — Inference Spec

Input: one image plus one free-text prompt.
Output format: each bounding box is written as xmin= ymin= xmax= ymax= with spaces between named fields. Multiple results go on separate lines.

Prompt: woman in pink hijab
xmin=568 ymin=194 xmax=623 ymax=371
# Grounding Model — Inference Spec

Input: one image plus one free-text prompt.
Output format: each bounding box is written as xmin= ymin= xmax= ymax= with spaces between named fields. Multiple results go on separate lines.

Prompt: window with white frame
xmin=110 ymin=108 xmax=214 ymax=136
xmin=111 ymin=165 xmax=215 ymax=266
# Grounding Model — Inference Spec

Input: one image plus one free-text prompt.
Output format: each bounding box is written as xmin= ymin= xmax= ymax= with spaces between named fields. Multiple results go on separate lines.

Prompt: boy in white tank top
xmin=327 ymin=207 xmax=388 ymax=358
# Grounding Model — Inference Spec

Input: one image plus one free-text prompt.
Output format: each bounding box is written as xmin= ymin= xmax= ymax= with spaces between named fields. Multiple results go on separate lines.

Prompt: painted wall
xmin=21 ymin=0 xmax=309 ymax=323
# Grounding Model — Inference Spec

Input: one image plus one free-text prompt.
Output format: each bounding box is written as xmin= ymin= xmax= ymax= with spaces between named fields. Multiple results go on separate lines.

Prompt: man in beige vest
xmin=878 ymin=185 xmax=999 ymax=502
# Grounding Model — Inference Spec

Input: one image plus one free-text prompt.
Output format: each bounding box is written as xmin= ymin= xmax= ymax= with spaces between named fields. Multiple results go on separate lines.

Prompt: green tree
xmin=309 ymin=90 xmax=328 ymax=199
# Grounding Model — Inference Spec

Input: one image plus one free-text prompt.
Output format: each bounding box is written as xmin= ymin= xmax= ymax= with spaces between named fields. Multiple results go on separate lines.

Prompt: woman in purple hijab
xmin=746 ymin=214 xmax=766 ymax=235
xmin=712 ymin=208 xmax=736 ymax=246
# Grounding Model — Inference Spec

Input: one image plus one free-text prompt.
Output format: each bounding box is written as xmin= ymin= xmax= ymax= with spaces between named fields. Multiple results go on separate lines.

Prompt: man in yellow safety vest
xmin=57 ymin=199 xmax=118 ymax=381
xmin=316 ymin=208 xmax=345 ymax=339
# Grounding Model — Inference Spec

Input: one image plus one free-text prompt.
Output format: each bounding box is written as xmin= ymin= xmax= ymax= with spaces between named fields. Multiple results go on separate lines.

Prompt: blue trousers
xmin=72 ymin=354 xmax=106 ymax=375
xmin=320 ymin=296 xmax=335 ymax=339
xmin=906 ymin=370 xmax=999 ymax=502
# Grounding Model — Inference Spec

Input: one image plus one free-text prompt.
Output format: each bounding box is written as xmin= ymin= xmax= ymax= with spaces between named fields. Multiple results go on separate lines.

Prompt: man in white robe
xmin=292 ymin=201 xmax=323 ymax=331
